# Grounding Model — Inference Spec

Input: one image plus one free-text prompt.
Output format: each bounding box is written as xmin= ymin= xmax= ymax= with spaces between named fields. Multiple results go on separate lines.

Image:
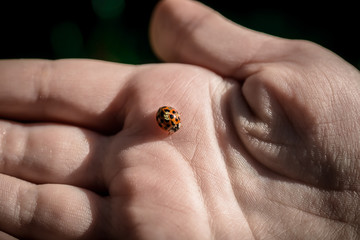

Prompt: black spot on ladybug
xmin=170 ymin=114 xmax=174 ymax=119
xmin=164 ymin=109 xmax=170 ymax=112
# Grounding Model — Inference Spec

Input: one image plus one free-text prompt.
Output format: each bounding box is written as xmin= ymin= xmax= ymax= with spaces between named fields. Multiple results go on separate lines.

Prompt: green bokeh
xmin=91 ymin=0 xmax=125 ymax=19
xmin=51 ymin=22 xmax=84 ymax=58
xmin=1 ymin=1 xmax=358 ymax=69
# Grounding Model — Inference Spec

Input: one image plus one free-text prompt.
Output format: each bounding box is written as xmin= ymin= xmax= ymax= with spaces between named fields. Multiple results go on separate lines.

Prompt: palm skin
xmin=1 ymin=0 xmax=360 ymax=239
xmin=0 ymin=60 xmax=244 ymax=239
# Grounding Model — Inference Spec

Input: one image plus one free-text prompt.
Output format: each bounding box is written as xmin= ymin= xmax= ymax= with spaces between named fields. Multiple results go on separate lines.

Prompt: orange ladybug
xmin=156 ymin=106 xmax=181 ymax=134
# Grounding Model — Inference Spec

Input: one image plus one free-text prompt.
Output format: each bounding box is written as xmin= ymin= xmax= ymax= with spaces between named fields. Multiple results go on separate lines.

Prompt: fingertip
xmin=150 ymin=0 xmax=217 ymax=62
xmin=150 ymin=0 xmax=187 ymax=61
xmin=149 ymin=0 xmax=274 ymax=76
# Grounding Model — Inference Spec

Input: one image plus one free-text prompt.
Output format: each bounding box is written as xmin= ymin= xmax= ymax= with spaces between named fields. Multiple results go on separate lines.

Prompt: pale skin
xmin=0 ymin=0 xmax=360 ymax=239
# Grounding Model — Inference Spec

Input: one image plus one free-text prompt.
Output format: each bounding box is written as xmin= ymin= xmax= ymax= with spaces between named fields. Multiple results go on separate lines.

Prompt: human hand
xmin=150 ymin=0 xmax=360 ymax=238
xmin=0 ymin=0 xmax=360 ymax=240
xmin=0 ymin=57 xmax=229 ymax=239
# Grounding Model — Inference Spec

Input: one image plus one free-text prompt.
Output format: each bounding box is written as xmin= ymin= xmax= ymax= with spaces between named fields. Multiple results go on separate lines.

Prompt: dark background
xmin=1 ymin=0 xmax=359 ymax=70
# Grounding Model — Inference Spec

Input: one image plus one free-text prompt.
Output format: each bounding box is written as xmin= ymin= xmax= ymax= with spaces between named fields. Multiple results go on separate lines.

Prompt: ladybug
xmin=156 ymin=106 xmax=181 ymax=134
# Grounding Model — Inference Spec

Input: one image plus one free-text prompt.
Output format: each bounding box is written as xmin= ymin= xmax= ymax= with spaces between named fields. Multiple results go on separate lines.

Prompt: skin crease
xmin=0 ymin=0 xmax=360 ymax=239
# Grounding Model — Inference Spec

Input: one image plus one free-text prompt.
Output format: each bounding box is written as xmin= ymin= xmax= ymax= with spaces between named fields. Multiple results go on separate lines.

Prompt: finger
xmin=0 ymin=174 xmax=108 ymax=240
xmin=0 ymin=231 xmax=17 ymax=240
xmin=0 ymin=59 xmax=134 ymax=132
xmin=150 ymin=0 xmax=286 ymax=77
xmin=0 ymin=120 xmax=107 ymax=190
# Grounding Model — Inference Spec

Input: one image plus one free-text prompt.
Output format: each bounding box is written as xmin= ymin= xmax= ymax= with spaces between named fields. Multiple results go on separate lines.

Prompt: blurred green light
xmin=92 ymin=0 xmax=125 ymax=19
xmin=50 ymin=22 xmax=84 ymax=58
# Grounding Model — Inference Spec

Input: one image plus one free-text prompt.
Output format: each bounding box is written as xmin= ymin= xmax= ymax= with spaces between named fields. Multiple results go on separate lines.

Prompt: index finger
xmin=0 ymin=59 xmax=134 ymax=132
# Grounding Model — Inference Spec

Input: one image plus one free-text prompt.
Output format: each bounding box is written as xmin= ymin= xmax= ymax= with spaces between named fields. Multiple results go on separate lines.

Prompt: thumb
xmin=151 ymin=0 xmax=360 ymax=192
xmin=150 ymin=0 xmax=281 ymax=77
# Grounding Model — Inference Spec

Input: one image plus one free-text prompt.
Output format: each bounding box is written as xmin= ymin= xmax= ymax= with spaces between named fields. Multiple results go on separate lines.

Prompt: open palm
xmin=1 ymin=0 xmax=360 ymax=239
